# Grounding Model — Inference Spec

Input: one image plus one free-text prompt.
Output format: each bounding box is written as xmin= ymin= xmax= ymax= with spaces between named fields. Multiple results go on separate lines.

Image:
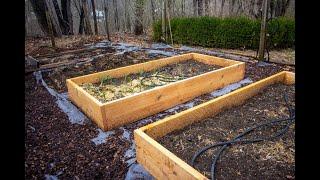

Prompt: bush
xmin=153 ymin=16 xmax=295 ymax=49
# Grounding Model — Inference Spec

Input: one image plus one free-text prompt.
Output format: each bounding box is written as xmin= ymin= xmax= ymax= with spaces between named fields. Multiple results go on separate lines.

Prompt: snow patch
xmin=210 ymin=78 xmax=253 ymax=97
xmin=125 ymin=163 xmax=154 ymax=180
xmin=147 ymin=50 xmax=176 ymax=57
xmin=33 ymin=71 xmax=87 ymax=125
xmin=151 ymin=43 xmax=173 ymax=49
xmin=91 ymin=129 xmax=115 ymax=145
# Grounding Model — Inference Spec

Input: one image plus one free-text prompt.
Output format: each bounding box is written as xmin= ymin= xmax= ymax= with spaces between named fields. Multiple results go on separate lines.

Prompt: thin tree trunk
xmin=79 ymin=7 xmax=84 ymax=34
xmin=81 ymin=0 xmax=93 ymax=35
xmin=125 ymin=0 xmax=131 ymax=32
xmin=220 ymin=0 xmax=225 ymax=17
xmin=103 ymin=0 xmax=110 ymax=40
xmin=198 ymin=0 xmax=203 ymax=16
xmin=91 ymin=0 xmax=98 ymax=35
xmin=151 ymin=0 xmax=156 ymax=23
xmin=61 ymin=0 xmax=73 ymax=35
xmin=181 ymin=0 xmax=185 ymax=16
xmin=258 ymin=0 xmax=268 ymax=61
xmin=52 ymin=0 xmax=67 ymax=34
xmin=134 ymin=0 xmax=145 ymax=35
xmin=229 ymin=0 xmax=236 ymax=16
xmin=162 ymin=0 xmax=167 ymax=40
xmin=204 ymin=0 xmax=209 ymax=16
xmin=29 ymin=0 xmax=50 ymax=35
xmin=113 ymin=0 xmax=119 ymax=31
xmin=44 ymin=3 xmax=55 ymax=48
xmin=193 ymin=0 xmax=197 ymax=16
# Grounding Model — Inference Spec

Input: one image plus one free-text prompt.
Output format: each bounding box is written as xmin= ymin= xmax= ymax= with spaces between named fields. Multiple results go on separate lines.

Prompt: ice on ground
xmin=125 ymin=163 xmax=154 ymax=180
xmin=147 ymin=50 xmax=176 ymax=57
xmin=120 ymin=127 xmax=132 ymax=141
xmin=210 ymin=78 xmax=253 ymax=97
xmin=151 ymin=43 xmax=173 ymax=49
xmin=33 ymin=71 xmax=87 ymax=125
xmin=44 ymin=171 xmax=63 ymax=180
xmin=91 ymin=129 xmax=115 ymax=145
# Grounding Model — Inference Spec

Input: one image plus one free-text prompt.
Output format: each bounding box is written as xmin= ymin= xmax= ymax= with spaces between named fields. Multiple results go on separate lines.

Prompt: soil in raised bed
xmin=81 ymin=60 xmax=222 ymax=103
xmin=158 ymin=83 xmax=295 ymax=179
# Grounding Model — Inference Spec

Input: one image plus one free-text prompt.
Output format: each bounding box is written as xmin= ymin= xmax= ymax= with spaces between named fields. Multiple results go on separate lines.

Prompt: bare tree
xmin=198 ymin=0 xmax=203 ymax=16
xmin=103 ymin=0 xmax=110 ymax=40
xmin=193 ymin=0 xmax=197 ymax=16
xmin=204 ymin=0 xmax=210 ymax=16
xmin=125 ymin=0 xmax=131 ymax=32
xmin=61 ymin=0 xmax=73 ymax=35
xmin=134 ymin=0 xmax=145 ymax=35
xmin=91 ymin=0 xmax=98 ymax=34
xmin=82 ymin=0 xmax=93 ymax=34
xmin=113 ymin=0 xmax=120 ymax=31
xmin=220 ymin=0 xmax=225 ymax=17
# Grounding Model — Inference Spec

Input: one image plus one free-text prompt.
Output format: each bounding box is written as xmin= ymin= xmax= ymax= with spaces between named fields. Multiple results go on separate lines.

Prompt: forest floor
xmin=25 ymin=34 xmax=295 ymax=179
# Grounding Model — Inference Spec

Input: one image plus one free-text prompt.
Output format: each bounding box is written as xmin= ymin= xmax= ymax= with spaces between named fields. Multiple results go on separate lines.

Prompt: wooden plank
xmin=134 ymin=129 xmax=207 ymax=180
xmin=69 ymin=53 xmax=193 ymax=84
xmin=67 ymin=53 xmax=245 ymax=130
xmin=66 ymin=79 xmax=105 ymax=129
xmin=102 ymin=63 xmax=245 ymax=130
xmin=136 ymin=71 xmax=295 ymax=180
xmin=143 ymin=71 xmax=289 ymax=139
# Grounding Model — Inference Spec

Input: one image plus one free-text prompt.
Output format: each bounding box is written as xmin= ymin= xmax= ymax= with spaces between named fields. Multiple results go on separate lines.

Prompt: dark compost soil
xmin=81 ymin=60 xmax=221 ymax=103
xmin=158 ymin=83 xmax=295 ymax=179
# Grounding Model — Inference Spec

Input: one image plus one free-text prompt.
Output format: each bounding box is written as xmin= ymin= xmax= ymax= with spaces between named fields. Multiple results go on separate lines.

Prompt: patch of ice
xmin=33 ymin=71 xmax=87 ymax=125
xmin=125 ymin=143 xmax=136 ymax=164
xmin=151 ymin=43 xmax=173 ymax=49
xmin=91 ymin=129 xmax=115 ymax=145
xmin=125 ymin=163 xmax=154 ymax=180
xmin=210 ymin=78 xmax=253 ymax=97
xmin=44 ymin=171 xmax=63 ymax=180
xmin=147 ymin=50 xmax=176 ymax=57
xmin=120 ymin=127 xmax=132 ymax=141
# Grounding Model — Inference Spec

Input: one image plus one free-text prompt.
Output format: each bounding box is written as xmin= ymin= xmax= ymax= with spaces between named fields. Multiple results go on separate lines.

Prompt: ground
xmin=25 ymin=34 xmax=295 ymax=179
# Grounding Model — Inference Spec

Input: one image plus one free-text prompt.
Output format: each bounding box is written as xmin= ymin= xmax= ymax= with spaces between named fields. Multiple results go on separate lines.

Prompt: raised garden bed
xmin=67 ymin=53 xmax=245 ymax=131
xmin=134 ymin=71 xmax=294 ymax=180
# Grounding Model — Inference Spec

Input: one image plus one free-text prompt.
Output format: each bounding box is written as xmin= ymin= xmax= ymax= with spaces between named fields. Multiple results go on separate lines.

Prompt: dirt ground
xmin=159 ymin=84 xmax=295 ymax=179
xmin=25 ymin=35 xmax=295 ymax=179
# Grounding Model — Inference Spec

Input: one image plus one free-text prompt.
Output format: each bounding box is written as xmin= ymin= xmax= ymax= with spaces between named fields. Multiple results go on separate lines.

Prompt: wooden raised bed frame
xmin=66 ymin=53 xmax=245 ymax=131
xmin=134 ymin=71 xmax=295 ymax=180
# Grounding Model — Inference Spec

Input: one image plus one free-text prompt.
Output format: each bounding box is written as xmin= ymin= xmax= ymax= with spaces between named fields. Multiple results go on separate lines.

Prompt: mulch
xmin=25 ymin=40 xmax=295 ymax=179
xmin=159 ymin=84 xmax=295 ymax=179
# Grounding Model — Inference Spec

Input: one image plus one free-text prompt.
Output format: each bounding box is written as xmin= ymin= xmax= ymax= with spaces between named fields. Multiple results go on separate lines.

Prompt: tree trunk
xmin=61 ymin=0 xmax=73 ymax=35
xmin=79 ymin=7 xmax=84 ymax=34
xmin=193 ymin=0 xmax=197 ymax=16
xmin=91 ymin=0 xmax=98 ymax=35
xmin=181 ymin=0 xmax=185 ymax=16
xmin=44 ymin=3 xmax=55 ymax=48
xmin=258 ymin=0 xmax=268 ymax=61
xmin=134 ymin=0 xmax=145 ymax=35
xmin=220 ymin=0 xmax=225 ymax=17
xmin=162 ymin=0 xmax=167 ymax=40
xmin=125 ymin=0 xmax=131 ymax=32
xmin=29 ymin=0 xmax=49 ymax=35
xmin=168 ymin=0 xmax=174 ymax=18
xmin=198 ymin=0 xmax=203 ymax=16
xmin=52 ymin=0 xmax=68 ymax=34
xmin=103 ymin=0 xmax=110 ymax=40
xmin=204 ymin=0 xmax=209 ymax=16
xmin=113 ymin=0 xmax=119 ymax=31
xmin=151 ymin=0 xmax=156 ymax=22
xmin=229 ymin=0 xmax=235 ymax=16
xmin=81 ymin=0 xmax=93 ymax=35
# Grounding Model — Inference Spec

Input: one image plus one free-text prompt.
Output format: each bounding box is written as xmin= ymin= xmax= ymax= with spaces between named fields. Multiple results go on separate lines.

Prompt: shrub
xmin=153 ymin=16 xmax=295 ymax=49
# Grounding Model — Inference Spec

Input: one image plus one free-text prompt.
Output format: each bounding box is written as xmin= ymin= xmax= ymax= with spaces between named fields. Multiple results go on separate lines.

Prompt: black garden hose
xmin=191 ymin=93 xmax=295 ymax=180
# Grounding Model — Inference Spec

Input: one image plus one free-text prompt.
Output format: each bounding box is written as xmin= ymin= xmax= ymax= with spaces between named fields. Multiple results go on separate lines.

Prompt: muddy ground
xmin=159 ymin=84 xmax=295 ymax=179
xmin=25 ymin=36 xmax=295 ymax=179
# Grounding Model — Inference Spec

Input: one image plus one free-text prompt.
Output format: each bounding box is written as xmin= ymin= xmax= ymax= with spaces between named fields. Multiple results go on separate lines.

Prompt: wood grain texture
xmin=135 ymin=71 xmax=295 ymax=179
xmin=67 ymin=53 xmax=245 ymax=131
